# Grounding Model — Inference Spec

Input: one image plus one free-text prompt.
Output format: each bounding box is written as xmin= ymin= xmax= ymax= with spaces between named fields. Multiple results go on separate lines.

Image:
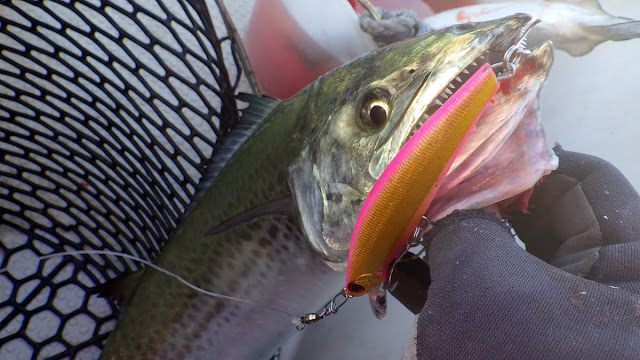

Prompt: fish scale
xmin=102 ymin=214 xmax=334 ymax=359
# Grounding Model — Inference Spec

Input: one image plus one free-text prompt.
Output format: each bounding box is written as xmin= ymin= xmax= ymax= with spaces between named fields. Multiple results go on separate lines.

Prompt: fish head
xmin=289 ymin=14 xmax=539 ymax=268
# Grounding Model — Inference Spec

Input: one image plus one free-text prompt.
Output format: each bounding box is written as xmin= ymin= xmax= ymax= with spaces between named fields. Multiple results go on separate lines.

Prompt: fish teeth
xmin=462 ymin=69 xmax=470 ymax=74
xmin=434 ymin=99 xmax=443 ymax=106
xmin=471 ymin=61 xmax=477 ymax=66
xmin=455 ymin=76 xmax=462 ymax=82
xmin=439 ymin=92 xmax=448 ymax=99
xmin=448 ymin=83 xmax=456 ymax=89
xmin=444 ymin=88 xmax=453 ymax=95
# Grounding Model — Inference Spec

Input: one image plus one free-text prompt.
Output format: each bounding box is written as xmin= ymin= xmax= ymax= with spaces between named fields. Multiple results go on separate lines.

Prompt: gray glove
xmin=402 ymin=146 xmax=640 ymax=359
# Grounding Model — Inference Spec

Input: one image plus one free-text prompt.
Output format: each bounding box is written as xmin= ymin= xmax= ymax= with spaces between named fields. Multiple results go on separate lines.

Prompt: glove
xmin=402 ymin=146 xmax=640 ymax=359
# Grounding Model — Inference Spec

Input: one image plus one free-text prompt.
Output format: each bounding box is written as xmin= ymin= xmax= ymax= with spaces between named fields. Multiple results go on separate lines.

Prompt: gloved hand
xmin=402 ymin=146 xmax=640 ymax=359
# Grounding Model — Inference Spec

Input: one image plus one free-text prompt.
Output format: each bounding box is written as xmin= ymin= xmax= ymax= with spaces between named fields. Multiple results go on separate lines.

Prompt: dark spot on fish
xmin=267 ymin=224 xmax=279 ymax=239
xmin=281 ymin=244 xmax=290 ymax=252
xmin=202 ymin=271 xmax=219 ymax=285
xmin=223 ymin=315 xmax=231 ymax=324
xmin=409 ymin=68 xmax=416 ymax=74
xmin=247 ymin=221 xmax=261 ymax=231
xmin=266 ymin=252 xmax=276 ymax=263
xmin=228 ymin=280 xmax=239 ymax=294
xmin=239 ymin=230 xmax=253 ymax=242
xmin=326 ymin=192 xmax=343 ymax=203
xmin=224 ymin=244 xmax=238 ymax=258
xmin=285 ymin=222 xmax=295 ymax=233
xmin=205 ymin=310 xmax=216 ymax=323
xmin=189 ymin=301 xmax=202 ymax=313
xmin=214 ymin=301 xmax=226 ymax=314
xmin=239 ymin=265 xmax=250 ymax=279
xmin=186 ymin=312 xmax=197 ymax=322
xmin=259 ymin=236 xmax=272 ymax=247
xmin=190 ymin=328 xmax=202 ymax=340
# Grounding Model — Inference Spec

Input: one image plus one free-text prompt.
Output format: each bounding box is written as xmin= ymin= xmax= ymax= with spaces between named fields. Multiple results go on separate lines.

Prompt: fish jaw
xmin=289 ymin=14 xmax=534 ymax=268
xmin=345 ymin=64 xmax=500 ymax=296
xmin=427 ymin=41 xmax=556 ymax=221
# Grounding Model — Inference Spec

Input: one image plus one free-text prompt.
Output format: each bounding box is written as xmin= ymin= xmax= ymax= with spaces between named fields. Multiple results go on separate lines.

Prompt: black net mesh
xmin=0 ymin=0 xmax=246 ymax=358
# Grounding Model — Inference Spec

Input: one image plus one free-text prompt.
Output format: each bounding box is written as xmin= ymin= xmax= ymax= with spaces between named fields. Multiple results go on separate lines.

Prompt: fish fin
xmin=207 ymin=195 xmax=294 ymax=236
xmin=564 ymin=21 xmax=640 ymax=56
xmin=95 ymin=269 xmax=146 ymax=306
xmin=182 ymin=94 xmax=281 ymax=217
xmin=206 ymin=93 xmax=281 ymax=184
xmin=593 ymin=21 xmax=640 ymax=41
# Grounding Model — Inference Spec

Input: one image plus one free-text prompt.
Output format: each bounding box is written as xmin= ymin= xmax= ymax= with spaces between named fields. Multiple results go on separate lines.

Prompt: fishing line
xmin=0 ymin=249 xmax=296 ymax=319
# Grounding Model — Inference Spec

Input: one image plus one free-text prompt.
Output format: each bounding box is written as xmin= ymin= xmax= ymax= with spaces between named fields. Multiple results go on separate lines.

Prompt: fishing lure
xmin=343 ymin=17 xmax=538 ymax=305
xmin=345 ymin=62 xmax=500 ymax=297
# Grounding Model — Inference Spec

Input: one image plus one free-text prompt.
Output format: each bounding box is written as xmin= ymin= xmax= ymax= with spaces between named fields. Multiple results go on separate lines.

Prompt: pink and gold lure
xmin=346 ymin=63 xmax=500 ymax=296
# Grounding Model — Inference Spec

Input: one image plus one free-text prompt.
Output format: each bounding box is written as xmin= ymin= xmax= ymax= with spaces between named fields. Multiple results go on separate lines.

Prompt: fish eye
xmin=360 ymin=89 xmax=391 ymax=130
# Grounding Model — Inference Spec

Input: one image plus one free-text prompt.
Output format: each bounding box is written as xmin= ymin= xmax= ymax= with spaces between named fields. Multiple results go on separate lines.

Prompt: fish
xmin=98 ymin=14 xmax=540 ymax=359
xmin=346 ymin=63 xmax=501 ymax=297
xmin=421 ymin=0 xmax=640 ymax=56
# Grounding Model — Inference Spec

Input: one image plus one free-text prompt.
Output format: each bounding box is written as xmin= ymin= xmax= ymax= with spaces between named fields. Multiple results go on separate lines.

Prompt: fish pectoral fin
xmin=94 ymin=269 xmax=146 ymax=307
xmin=206 ymin=195 xmax=295 ymax=236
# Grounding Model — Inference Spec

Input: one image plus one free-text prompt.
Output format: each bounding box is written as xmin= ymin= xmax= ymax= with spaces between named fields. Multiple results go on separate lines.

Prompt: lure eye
xmin=360 ymin=89 xmax=391 ymax=130
xmin=347 ymin=282 xmax=366 ymax=295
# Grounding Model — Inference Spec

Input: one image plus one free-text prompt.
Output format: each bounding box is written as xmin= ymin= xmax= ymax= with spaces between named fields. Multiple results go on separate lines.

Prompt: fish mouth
xmin=406 ymin=52 xmax=492 ymax=140
xmin=369 ymin=15 xmax=536 ymax=179
xmin=400 ymin=15 xmax=539 ymax=148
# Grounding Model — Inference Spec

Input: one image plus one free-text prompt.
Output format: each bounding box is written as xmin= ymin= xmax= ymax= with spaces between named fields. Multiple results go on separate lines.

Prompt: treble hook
xmin=492 ymin=19 xmax=541 ymax=80
xmin=385 ymin=216 xmax=430 ymax=289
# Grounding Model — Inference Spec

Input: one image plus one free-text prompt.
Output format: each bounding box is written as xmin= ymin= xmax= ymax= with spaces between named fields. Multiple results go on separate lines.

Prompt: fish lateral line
xmin=0 ymin=249 xmax=296 ymax=319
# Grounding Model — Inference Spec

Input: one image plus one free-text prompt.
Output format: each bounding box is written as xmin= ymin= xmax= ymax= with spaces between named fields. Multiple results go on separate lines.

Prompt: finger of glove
xmin=411 ymin=211 xmax=640 ymax=360
xmin=510 ymin=147 xmax=640 ymax=291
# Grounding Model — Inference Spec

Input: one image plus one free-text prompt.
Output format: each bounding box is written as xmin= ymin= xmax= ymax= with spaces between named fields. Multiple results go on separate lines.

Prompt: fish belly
xmin=100 ymin=214 xmax=342 ymax=359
